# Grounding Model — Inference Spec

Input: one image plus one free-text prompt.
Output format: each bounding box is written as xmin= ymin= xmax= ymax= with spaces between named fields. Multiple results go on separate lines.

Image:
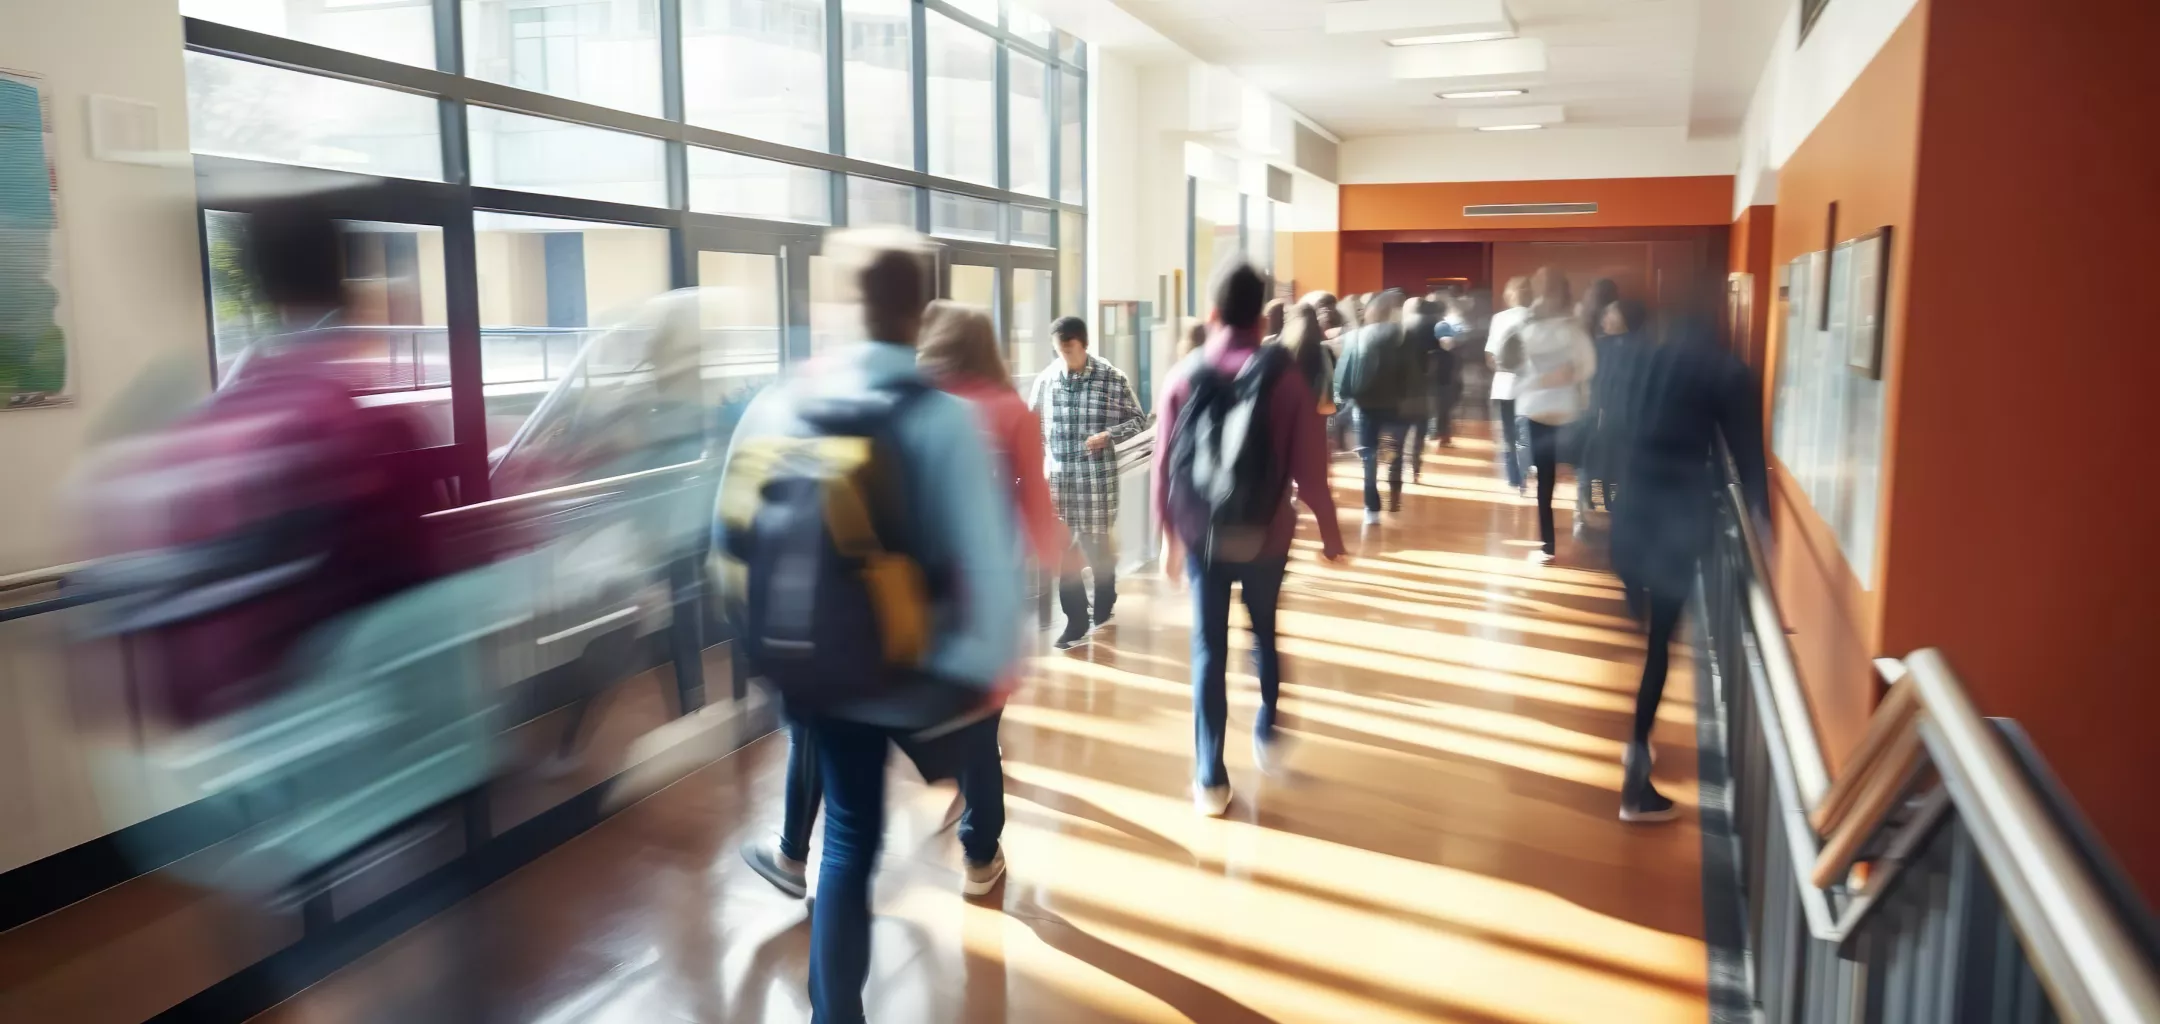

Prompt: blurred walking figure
xmin=1609 ymin=319 xmax=1766 ymax=822
xmin=1584 ymin=298 xmax=1651 ymax=518
xmin=1156 ymin=260 xmax=1347 ymax=817
xmin=1261 ymin=298 xmax=1288 ymax=343
xmin=1029 ymin=315 xmax=1149 ymax=650
xmin=1335 ymin=289 xmax=1414 ymax=524
xmin=1486 ymin=277 xmax=1534 ymax=493
xmin=1428 ymin=292 xmax=1470 ymax=448
xmin=714 ymin=229 xmax=1023 ymax=1023
xmin=1510 ymin=268 xmax=1598 ymax=563
xmin=1277 ymin=302 xmax=1337 ymax=422
xmin=1399 ymin=294 xmax=1443 ymax=482
xmin=735 ymin=299 xmax=1063 ymax=908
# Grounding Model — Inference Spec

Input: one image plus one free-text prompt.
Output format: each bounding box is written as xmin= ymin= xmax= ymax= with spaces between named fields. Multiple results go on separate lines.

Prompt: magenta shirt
xmin=1152 ymin=327 xmax=1346 ymax=561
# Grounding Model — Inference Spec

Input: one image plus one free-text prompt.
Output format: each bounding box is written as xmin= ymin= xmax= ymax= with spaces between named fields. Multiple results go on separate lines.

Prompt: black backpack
xmin=1166 ymin=346 xmax=1290 ymax=563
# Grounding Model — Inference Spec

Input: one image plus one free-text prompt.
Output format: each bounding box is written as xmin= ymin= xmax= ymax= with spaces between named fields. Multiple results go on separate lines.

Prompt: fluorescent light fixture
xmin=1439 ymin=88 xmax=1527 ymax=99
xmin=1390 ymin=38 xmax=1547 ymax=80
xmin=1477 ymin=123 xmax=1544 ymax=131
xmin=1388 ymin=30 xmax=1513 ymax=46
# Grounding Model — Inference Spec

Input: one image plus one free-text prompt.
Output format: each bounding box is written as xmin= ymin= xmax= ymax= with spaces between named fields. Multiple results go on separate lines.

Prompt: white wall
xmin=1732 ymin=0 xmax=1924 ymax=216
xmin=1338 ymin=127 xmax=1741 ymax=185
xmin=1085 ymin=47 xmax=1141 ymax=308
xmin=0 ymin=0 xmax=211 ymax=573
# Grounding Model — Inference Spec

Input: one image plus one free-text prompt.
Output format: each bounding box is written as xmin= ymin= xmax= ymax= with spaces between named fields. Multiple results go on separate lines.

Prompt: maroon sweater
xmin=1152 ymin=327 xmax=1347 ymax=561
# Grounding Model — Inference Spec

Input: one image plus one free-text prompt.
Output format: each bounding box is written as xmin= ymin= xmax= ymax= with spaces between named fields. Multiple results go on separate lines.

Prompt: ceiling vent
xmin=1464 ymin=202 xmax=1599 ymax=217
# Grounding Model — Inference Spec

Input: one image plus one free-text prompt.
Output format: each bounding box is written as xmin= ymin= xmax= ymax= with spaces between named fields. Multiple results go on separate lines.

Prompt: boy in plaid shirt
xmin=1027 ymin=316 xmax=1149 ymax=648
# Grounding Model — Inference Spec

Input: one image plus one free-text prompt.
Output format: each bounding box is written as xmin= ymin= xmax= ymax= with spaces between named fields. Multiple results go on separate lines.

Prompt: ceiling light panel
xmin=1439 ymin=89 xmax=1528 ymax=99
xmin=1390 ymin=38 xmax=1548 ymax=80
xmin=1477 ymin=124 xmax=1545 ymax=132
xmin=1388 ymin=31 xmax=1514 ymax=46
xmin=1457 ymin=104 xmax=1564 ymax=128
xmin=1325 ymin=0 xmax=1511 ymax=37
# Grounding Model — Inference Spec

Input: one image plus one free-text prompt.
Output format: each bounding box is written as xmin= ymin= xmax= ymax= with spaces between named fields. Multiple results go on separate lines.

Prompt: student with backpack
xmin=712 ymin=229 xmax=1023 ymax=1024
xmin=1334 ymin=289 xmax=1413 ymax=524
xmin=1154 ymin=260 xmax=1348 ymax=818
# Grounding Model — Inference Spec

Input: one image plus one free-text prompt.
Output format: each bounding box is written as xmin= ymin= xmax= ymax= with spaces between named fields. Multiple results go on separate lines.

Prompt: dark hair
xmin=1278 ymin=302 xmax=1326 ymax=385
xmin=1605 ymin=298 xmax=1648 ymax=335
xmin=1580 ymin=277 xmax=1621 ymax=332
xmin=1050 ymin=315 xmax=1088 ymax=346
xmin=861 ymin=248 xmax=927 ymax=343
xmin=1210 ymin=260 xmax=1268 ymax=329
xmin=246 ymin=195 xmax=348 ymax=311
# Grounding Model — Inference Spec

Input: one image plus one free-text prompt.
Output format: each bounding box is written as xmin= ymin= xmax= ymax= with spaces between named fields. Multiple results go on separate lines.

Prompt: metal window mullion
xmin=826 ymin=0 xmax=848 ymax=224
xmin=432 ymin=0 xmax=469 ymax=186
xmin=661 ymin=0 xmax=688 ymax=225
xmin=995 ymin=42 xmax=1010 ymax=233
xmin=912 ymin=0 xmax=931 ymax=231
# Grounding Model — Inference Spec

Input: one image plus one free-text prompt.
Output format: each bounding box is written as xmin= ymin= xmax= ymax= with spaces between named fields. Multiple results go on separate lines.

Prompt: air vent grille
xmin=1463 ymin=202 xmax=1598 ymax=217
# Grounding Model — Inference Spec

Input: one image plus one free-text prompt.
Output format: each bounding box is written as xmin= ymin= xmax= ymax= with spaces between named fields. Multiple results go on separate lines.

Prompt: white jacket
xmin=1511 ymin=314 xmax=1597 ymax=425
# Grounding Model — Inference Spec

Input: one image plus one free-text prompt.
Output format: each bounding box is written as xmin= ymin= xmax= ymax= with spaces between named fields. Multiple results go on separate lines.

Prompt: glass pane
xmin=696 ymin=251 xmax=784 ymax=431
xmin=462 ymin=0 xmax=661 ymax=116
xmin=944 ymin=0 xmax=1000 ymax=25
xmin=927 ymin=12 xmax=996 ymax=187
xmin=469 ymin=108 xmax=667 ymax=206
xmin=1189 ymin=179 xmax=1242 ymax=308
xmin=1008 ymin=49 xmax=1051 ymax=197
xmin=473 ymin=212 xmax=671 ymax=469
xmin=931 ymin=191 xmax=1000 ymax=242
xmin=182 ymin=0 xmax=434 ymax=66
xmin=689 ymin=148 xmax=831 ymax=224
xmin=1008 ymin=6 xmax=1055 ymax=47
xmin=684 ymin=0 xmax=827 ymax=151
xmin=1059 ymin=211 xmax=1084 ymax=316
xmin=949 ymin=264 xmax=998 ymax=325
xmin=1011 ymin=268 xmax=1054 ymax=377
xmin=1008 ymin=205 xmax=1053 ymax=247
xmin=847 ymin=176 xmax=917 ymax=228
xmin=184 ymin=53 xmax=442 ymax=180
xmin=809 ymin=254 xmax=853 ymax=355
xmin=844 ymin=0 xmax=914 ymax=168
xmin=1059 ymin=32 xmax=1084 ymax=66
xmin=1060 ymin=68 xmax=1084 ymax=204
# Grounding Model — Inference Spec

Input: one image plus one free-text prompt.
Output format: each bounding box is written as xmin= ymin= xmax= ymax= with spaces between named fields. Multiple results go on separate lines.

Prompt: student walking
xmin=1335 ymin=289 xmax=1414 ymax=524
xmin=1029 ymin=316 xmax=1149 ymax=650
xmin=1509 ymin=268 xmax=1598 ymax=563
xmin=1485 ymin=277 xmax=1534 ymax=494
xmin=1155 ymin=260 xmax=1347 ymax=818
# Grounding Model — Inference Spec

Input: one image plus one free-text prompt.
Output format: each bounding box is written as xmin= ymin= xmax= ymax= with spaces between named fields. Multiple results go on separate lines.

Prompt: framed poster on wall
xmin=1 ymin=67 xmax=73 ymax=409
xmin=1846 ymin=226 xmax=1891 ymax=379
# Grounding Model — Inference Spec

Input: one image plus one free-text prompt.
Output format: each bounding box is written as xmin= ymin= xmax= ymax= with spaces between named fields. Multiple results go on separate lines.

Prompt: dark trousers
xmin=804 ymin=717 xmax=889 ymax=1024
xmin=1404 ymin=417 xmax=1426 ymax=479
xmin=1057 ymin=531 xmax=1116 ymax=631
xmin=1187 ymin=553 xmax=1287 ymax=789
xmin=778 ymin=712 xmax=1005 ymax=867
xmin=1431 ymin=381 xmax=1461 ymax=444
xmin=1493 ymin=399 xmax=1524 ymax=489
xmin=1634 ymin=592 xmax=1687 ymax=749
xmin=1527 ymin=419 xmax=1560 ymax=555
xmin=1356 ymin=410 xmax=1407 ymax=512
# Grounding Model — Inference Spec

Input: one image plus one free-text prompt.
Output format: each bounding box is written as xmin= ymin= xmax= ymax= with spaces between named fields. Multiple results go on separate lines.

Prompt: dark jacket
xmin=1334 ymin=323 xmax=1412 ymax=417
xmin=1610 ymin=332 xmax=1768 ymax=600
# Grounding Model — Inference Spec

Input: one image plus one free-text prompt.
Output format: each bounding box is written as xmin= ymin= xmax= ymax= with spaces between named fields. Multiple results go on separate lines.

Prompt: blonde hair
xmin=916 ymin=300 xmax=1009 ymax=388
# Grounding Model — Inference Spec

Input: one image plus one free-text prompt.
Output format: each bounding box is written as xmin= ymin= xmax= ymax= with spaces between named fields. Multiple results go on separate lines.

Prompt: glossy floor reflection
xmin=252 ymin=428 xmax=1708 ymax=1024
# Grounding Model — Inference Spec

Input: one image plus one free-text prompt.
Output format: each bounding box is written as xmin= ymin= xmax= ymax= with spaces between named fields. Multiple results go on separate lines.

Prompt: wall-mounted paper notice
xmin=1 ymin=67 xmax=72 ymax=409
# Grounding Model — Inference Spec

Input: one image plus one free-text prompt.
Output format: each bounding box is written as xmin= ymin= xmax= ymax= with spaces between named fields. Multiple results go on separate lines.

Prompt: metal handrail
xmin=1720 ymin=435 xmax=1831 ymax=808
xmin=1904 ymin=648 xmax=2160 ymax=1022
xmin=424 ymin=458 xmax=710 ymax=523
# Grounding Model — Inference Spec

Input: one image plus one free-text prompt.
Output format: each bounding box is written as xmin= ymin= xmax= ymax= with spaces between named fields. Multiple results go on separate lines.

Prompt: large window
xmin=927 ymin=12 xmax=996 ymax=187
xmin=685 ymin=0 xmax=829 ymax=150
xmin=181 ymin=0 xmax=1088 ymax=499
xmin=463 ymin=0 xmax=663 ymax=116
xmin=843 ymin=0 xmax=913 ymax=168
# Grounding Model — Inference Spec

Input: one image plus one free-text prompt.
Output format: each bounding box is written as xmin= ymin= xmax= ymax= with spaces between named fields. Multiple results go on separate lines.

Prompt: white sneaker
xmin=1253 ymin=731 xmax=1295 ymax=778
xmin=1527 ymin=550 xmax=1554 ymax=565
xmin=962 ymin=847 xmax=1007 ymax=896
xmin=1363 ymin=510 xmax=1381 ymax=526
xmin=1193 ymin=782 xmax=1233 ymax=817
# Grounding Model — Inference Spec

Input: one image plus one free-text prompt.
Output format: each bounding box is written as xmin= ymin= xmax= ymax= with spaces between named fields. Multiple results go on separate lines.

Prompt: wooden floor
xmin=252 ymin=430 xmax=1709 ymax=1024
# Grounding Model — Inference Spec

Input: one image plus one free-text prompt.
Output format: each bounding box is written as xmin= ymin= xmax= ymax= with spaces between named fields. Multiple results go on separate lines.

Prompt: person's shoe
xmin=1091 ymin=611 xmax=1115 ymax=632
xmin=1620 ymin=743 xmax=1677 ymax=823
xmin=1527 ymin=550 xmax=1554 ymax=565
xmin=741 ymin=839 xmax=808 ymax=898
xmin=1389 ymin=494 xmax=1403 ymax=513
xmin=962 ymin=846 xmax=1007 ymax=896
xmin=1193 ymin=781 xmax=1233 ymax=817
xmin=1363 ymin=510 xmax=1382 ymax=526
xmin=1253 ymin=730 xmax=1295 ymax=778
xmin=1054 ymin=623 xmax=1090 ymax=650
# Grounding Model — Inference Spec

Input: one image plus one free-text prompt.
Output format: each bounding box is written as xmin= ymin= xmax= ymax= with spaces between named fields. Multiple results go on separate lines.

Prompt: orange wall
xmin=1340 ymin=234 xmax=1385 ymax=294
xmin=1341 ymin=176 xmax=1735 ymax=233
xmin=1764 ymin=2 xmax=1929 ymax=767
xmin=1880 ymin=0 xmax=2160 ymax=902
xmin=1288 ymin=231 xmax=1340 ymax=296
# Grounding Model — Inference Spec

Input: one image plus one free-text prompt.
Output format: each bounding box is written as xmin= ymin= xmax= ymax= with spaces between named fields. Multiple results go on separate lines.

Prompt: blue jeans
xmin=1493 ymin=399 xmax=1525 ymax=489
xmin=1187 ymin=553 xmax=1288 ymax=789
xmin=781 ymin=712 xmax=1003 ymax=866
xmin=1356 ymin=410 xmax=1407 ymax=512
xmin=806 ymin=716 xmax=890 ymax=1024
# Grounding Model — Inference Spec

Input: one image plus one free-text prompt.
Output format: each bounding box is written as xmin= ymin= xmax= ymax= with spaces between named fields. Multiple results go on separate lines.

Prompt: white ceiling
xmin=1098 ymin=0 xmax=1786 ymax=140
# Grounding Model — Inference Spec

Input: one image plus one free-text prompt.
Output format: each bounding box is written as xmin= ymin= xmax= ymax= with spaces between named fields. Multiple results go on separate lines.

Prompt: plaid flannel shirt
xmin=1027 ymin=355 xmax=1148 ymax=536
